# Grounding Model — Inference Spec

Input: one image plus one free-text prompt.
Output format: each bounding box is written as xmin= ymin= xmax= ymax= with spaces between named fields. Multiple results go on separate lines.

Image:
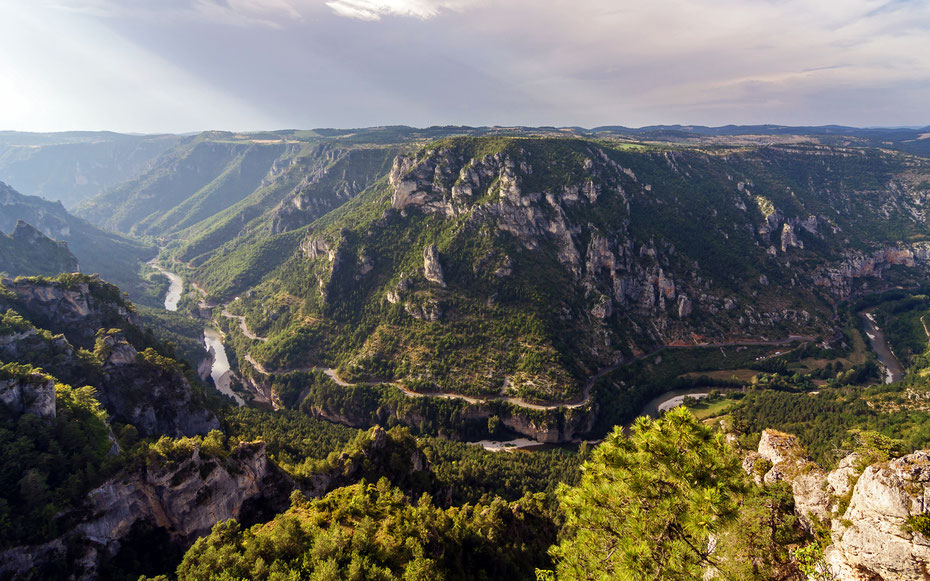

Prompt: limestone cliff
xmin=0 ymin=441 xmax=293 ymax=581
xmin=3 ymin=274 xmax=138 ymax=347
xmin=743 ymin=430 xmax=930 ymax=579
xmin=825 ymin=451 xmax=930 ymax=580
xmin=0 ymin=369 xmax=55 ymax=419
xmin=306 ymin=387 xmax=594 ymax=444
xmin=95 ymin=332 xmax=220 ymax=437
xmin=750 ymin=430 xmax=832 ymax=529
xmin=0 ymin=275 xmax=220 ymax=438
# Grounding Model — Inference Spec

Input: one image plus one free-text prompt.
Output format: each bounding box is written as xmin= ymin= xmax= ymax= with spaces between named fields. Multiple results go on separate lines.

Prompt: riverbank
xmin=203 ymin=327 xmax=245 ymax=406
xmin=148 ymin=260 xmax=184 ymax=312
xmin=861 ymin=308 xmax=905 ymax=383
xmin=154 ymin=263 xmax=245 ymax=406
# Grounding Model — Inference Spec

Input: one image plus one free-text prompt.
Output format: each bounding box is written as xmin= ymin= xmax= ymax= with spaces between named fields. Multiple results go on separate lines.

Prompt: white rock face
xmin=756 ymin=430 xmax=831 ymax=528
xmin=827 ymin=451 xmax=930 ymax=580
xmin=780 ymin=223 xmax=803 ymax=252
xmin=0 ymin=374 xmax=56 ymax=419
xmin=826 ymin=453 xmax=861 ymax=500
xmin=423 ymin=244 xmax=445 ymax=286
xmin=677 ymin=294 xmax=692 ymax=318
xmin=813 ymin=243 xmax=930 ymax=298
xmin=405 ymin=298 xmax=442 ymax=322
xmin=758 ymin=428 xmax=806 ymax=466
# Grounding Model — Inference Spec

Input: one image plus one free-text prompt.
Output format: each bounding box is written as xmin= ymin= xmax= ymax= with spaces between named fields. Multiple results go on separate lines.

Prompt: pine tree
xmin=550 ymin=406 xmax=747 ymax=580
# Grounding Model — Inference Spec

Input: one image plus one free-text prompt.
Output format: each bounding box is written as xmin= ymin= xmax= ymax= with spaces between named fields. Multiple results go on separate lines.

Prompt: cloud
xmin=0 ymin=3 xmax=283 ymax=132
xmin=46 ymin=0 xmax=482 ymax=25
xmin=323 ymin=0 xmax=479 ymax=21
xmin=44 ymin=0 xmax=306 ymax=27
xmin=16 ymin=0 xmax=930 ymax=130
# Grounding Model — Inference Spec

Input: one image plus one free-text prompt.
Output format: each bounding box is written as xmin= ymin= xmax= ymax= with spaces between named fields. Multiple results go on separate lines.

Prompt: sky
xmin=0 ymin=0 xmax=928 ymax=132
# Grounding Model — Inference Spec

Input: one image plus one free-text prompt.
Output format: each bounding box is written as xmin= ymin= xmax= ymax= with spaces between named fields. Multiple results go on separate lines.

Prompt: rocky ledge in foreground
xmin=745 ymin=429 xmax=930 ymax=580
xmin=0 ymin=441 xmax=294 ymax=581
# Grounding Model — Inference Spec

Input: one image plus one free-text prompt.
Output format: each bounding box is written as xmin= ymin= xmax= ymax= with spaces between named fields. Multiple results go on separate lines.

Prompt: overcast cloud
xmin=0 ymin=0 xmax=926 ymax=132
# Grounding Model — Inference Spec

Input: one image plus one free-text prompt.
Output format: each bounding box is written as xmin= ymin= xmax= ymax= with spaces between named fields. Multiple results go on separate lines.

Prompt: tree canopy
xmin=549 ymin=406 xmax=748 ymax=580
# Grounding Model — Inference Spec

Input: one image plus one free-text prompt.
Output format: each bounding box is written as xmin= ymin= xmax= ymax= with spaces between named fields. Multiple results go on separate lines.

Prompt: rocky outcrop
xmin=745 ymin=429 xmax=930 ymax=579
xmin=0 ymin=441 xmax=294 ymax=581
xmin=825 ymin=451 xmax=930 ymax=580
xmin=300 ymin=237 xmax=335 ymax=262
xmin=198 ymin=346 xmax=216 ymax=381
xmin=501 ymin=406 xmax=595 ymax=444
xmin=298 ymin=231 xmax=353 ymax=301
xmin=423 ymin=244 xmax=445 ymax=286
xmin=405 ymin=298 xmax=442 ymax=322
xmin=3 ymin=274 xmax=139 ymax=347
xmin=813 ymin=243 xmax=930 ymax=298
xmin=98 ymin=350 xmax=220 ymax=438
xmin=0 ymin=300 xmax=218 ymax=438
xmin=753 ymin=430 xmax=831 ymax=528
xmin=0 ymin=372 xmax=55 ymax=419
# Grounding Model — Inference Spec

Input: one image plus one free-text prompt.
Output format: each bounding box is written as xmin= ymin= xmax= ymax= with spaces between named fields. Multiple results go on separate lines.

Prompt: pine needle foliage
xmin=550 ymin=407 xmax=747 ymax=580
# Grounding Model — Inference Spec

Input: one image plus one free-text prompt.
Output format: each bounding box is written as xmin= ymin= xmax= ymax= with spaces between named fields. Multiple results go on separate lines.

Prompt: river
xmin=149 ymin=261 xmax=184 ymax=312
xmin=156 ymin=265 xmax=244 ymax=406
xmin=638 ymin=388 xmax=732 ymax=418
xmin=203 ymin=327 xmax=245 ymax=406
xmin=155 ymin=265 xmax=906 ymax=447
xmin=861 ymin=308 xmax=905 ymax=383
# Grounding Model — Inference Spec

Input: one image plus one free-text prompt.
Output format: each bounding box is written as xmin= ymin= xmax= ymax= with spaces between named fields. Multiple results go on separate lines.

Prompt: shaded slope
xmin=0 ymin=220 xmax=78 ymax=277
xmin=0 ymin=181 xmax=157 ymax=304
xmin=0 ymin=131 xmax=181 ymax=208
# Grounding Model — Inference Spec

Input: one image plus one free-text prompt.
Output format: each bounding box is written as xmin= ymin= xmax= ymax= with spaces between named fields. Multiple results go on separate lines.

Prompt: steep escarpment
xmin=0 ymin=362 xmax=56 ymax=419
xmin=300 ymin=376 xmax=595 ymax=443
xmin=0 ymin=274 xmax=219 ymax=437
xmin=0 ymin=418 xmax=438 ymax=580
xmin=0 ymin=220 xmax=78 ymax=277
xmin=214 ymin=137 xmax=930 ymax=412
xmin=3 ymin=273 xmax=139 ymax=346
xmin=0 ymin=440 xmax=293 ymax=581
xmin=0 ymin=181 xmax=157 ymax=304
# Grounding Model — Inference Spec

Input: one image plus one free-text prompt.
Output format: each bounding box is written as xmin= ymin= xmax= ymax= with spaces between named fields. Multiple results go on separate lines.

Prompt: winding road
xmin=173 ymin=264 xmax=817 ymax=413
xmin=223 ymin=308 xmax=267 ymax=342
xmin=223 ymin=302 xmax=815 ymax=411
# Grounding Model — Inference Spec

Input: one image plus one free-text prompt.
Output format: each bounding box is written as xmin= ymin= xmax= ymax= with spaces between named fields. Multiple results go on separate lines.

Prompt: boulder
xmin=827 ymin=451 xmax=930 ymax=580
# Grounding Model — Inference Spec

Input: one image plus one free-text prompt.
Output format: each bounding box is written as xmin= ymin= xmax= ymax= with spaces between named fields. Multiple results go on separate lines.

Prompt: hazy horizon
xmin=1 ymin=1 xmax=928 ymax=133
xmin=1 ymin=122 xmax=930 ymax=136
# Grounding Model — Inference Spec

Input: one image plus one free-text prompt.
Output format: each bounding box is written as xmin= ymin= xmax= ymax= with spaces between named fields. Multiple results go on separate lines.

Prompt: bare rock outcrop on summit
xmin=754 ymin=430 xmax=831 ymax=528
xmin=744 ymin=429 xmax=930 ymax=579
xmin=826 ymin=451 xmax=930 ymax=580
